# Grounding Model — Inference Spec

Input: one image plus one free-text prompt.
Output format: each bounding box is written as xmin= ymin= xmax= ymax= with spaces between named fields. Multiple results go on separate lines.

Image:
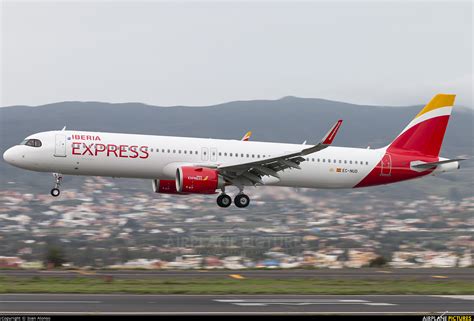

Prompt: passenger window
xmin=355 ymin=161 xmax=358 ymax=164
xmin=350 ymin=161 xmax=352 ymax=164
xmin=366 ymin=161 xmax=369 ymax=165
xmin=312 ymin=158 xmax=314 ymax=162
xmin=230 ymin=153 xmax=233 ymax=156
xmin=339 ymin=160 xmax=342 ymax=164
xmin=344 ymin=160 xmax=347 ymax=164
xmin=322 ymin=159 xmax=325 ymax=162
xmin=317 ymin=158 xmax=320 ymax=162
xmin=241 ymin=153 xmax=244 ymax=157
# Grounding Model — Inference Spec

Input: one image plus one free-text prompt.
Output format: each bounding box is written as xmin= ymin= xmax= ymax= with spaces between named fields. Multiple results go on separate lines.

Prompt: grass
xmin=0 ymin=276 xmax=473 ymax=294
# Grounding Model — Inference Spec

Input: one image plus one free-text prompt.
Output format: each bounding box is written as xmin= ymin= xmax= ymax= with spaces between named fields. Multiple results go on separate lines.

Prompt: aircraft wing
xmin=218 ymin=120 xmax=343 ymax=186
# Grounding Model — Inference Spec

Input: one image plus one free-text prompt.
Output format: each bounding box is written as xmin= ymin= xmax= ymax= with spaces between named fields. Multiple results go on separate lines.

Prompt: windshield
xmin=21 ymin=139 xmax=42 ymax=147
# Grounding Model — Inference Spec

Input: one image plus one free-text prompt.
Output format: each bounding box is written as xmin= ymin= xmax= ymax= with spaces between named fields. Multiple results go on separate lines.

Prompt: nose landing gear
xmin=50 ymin=173 xmax=62 ymax=197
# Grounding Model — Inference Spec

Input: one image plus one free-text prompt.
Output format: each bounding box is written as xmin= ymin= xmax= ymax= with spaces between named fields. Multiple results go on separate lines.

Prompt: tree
xmin=369 ymin=255 xmax=388 ymax=267
xmin=44 ymin=246 xmax=67 ymax=268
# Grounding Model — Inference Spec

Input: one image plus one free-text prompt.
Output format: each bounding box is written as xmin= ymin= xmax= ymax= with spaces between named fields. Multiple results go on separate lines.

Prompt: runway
xmin=1 ymin=294 xmax=473 ymax=314
xmin=1 ymin=268 xmax=472 ymax=280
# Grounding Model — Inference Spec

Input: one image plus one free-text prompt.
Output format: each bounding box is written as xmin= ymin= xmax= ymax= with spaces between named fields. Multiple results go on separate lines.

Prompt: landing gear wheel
xmin=51 ymin=173 xmax=63 ymax=197
xmin=50 ymin=188 xmax=60 ymax=197
xmin=234 ymin=194 xmax=250 ymax=208
xmin=217 ymin=194 xmax=232 ymax=208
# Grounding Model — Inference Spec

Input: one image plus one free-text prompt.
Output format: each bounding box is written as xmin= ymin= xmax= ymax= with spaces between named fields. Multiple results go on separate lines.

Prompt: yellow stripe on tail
xmin=415 ymin=94 xmax=456 ymax=118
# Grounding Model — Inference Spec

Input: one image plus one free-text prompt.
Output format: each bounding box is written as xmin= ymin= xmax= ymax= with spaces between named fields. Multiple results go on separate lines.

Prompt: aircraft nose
xmin=3 ymin=147 xmax=16 ymax=164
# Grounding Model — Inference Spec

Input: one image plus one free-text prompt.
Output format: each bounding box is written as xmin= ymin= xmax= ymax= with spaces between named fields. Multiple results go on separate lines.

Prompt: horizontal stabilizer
xmin=412 ymin=158 xmax=466 ymax=169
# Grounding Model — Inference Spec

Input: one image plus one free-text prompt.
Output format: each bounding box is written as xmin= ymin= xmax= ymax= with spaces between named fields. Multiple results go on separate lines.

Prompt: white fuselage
xmin=4 ymin=130 xmax=386 ymax=189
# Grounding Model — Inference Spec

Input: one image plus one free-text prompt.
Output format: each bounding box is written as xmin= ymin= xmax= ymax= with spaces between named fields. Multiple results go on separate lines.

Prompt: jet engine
xmin=176 ymin=166 xmax=224 ymax=194
xmin=152 ymin=179 xmax=183 ymax=194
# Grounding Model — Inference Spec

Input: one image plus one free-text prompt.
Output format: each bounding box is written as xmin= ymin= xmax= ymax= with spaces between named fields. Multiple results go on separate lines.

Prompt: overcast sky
xmin=1 ymin=1 xmax=472 ymax=107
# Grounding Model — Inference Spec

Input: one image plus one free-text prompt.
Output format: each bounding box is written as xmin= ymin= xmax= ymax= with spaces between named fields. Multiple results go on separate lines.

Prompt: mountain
xmin=1 ymin=97 xmax=473 ymax=197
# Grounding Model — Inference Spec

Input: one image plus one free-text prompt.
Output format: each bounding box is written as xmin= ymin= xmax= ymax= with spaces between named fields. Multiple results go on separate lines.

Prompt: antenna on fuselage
xmin=61 ymin=126 xmax=66 ymax=131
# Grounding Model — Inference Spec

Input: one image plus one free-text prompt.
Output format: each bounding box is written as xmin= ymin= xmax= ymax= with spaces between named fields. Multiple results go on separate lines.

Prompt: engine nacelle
xmin=176 ymin=166 xmax=224 ymax=194
xmin=153 ymin=179 xmax=184 ymax=194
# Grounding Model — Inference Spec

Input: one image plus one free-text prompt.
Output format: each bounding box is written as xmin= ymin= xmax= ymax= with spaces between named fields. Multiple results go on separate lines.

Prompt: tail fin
xmin=387 ymin=94 xmax=456 ymax=157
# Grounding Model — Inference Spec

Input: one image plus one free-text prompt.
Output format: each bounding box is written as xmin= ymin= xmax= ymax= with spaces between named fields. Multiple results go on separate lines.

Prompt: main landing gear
xmin=216 ymin=194 xmax=232 ymax=208
xmin=50 ymin=173 xmax=62 ymax=197
xmin=216 ymin=188 xmax=250 ymax=208
xmin=234 ymin=193 xmax=250 ymax=208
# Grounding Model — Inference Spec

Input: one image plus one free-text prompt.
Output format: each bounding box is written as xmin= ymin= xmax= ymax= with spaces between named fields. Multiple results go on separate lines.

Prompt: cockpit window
xmin=22 ymin=139 xmax=42 ymax=147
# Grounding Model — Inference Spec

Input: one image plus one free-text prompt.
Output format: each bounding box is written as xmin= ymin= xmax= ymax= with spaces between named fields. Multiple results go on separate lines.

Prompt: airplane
xmin=3 ymin=94 xmax=464 ymax=208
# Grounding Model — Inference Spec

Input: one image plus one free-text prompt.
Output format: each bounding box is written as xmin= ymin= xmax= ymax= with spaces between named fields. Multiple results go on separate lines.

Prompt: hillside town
xmin=0 ymin=176 xmax=473 ymax=270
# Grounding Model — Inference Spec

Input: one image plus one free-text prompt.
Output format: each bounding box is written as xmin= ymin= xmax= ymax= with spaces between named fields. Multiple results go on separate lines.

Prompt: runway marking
xmin=216 ymin=299 xmax=368 ymax=302
xmin=434 ymin=296 xmax=474 ymax=301
xmin=432 ymin=275 xmax=449 ymax=279
xmin=214 ymin=299 xmax=396 ymax=306
xmin=229 ymin=274 xmax=245 ymax=279
xmin=0 ymin=301 xmax=101 ymax=303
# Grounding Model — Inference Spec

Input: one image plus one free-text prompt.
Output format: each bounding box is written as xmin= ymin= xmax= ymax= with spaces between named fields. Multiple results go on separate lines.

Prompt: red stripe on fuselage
xmin=355 ymin=153 xmax=437 ymax=188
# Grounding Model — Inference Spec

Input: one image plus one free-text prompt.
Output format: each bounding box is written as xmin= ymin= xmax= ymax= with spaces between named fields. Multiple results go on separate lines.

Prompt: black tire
xmin=234 ymin=194 xmax=250 ymax=208
xmin=50 ymin=188 xmax=60 ymax=197
xmin=217 ymin=194 xmax=232 ymax=208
